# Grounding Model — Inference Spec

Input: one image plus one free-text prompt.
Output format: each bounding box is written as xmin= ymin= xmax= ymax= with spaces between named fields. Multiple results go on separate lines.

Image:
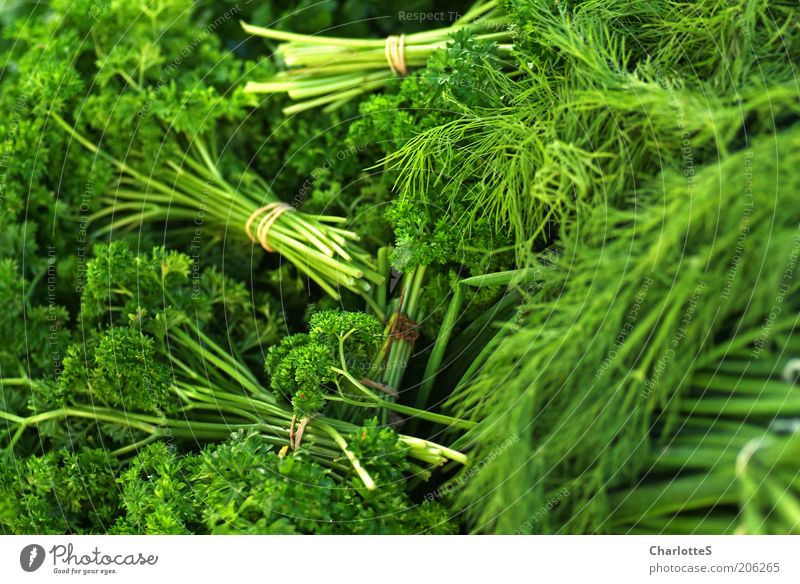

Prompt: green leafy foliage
xmin=6 ymin=241 xmax=284 ymax=454
xmin=81 ymin=242 xmax=200 ymax=325
xmin=348 ymin=31 xmax=514 ymax=273
xmin=113 ymin=443 xmax=197 ymax=534
xmin=605 ymin=331 xmax=800 ymax=535
xmin=59 ymin=327 xmax=171 ymax=413
xmin=265 ymin=310 xmax=383 ymax=416
xmin=4 ymin=0 xmax=799 ymax=538
xmin=114 ymin=426 xmax=455 ymax=534
xmin=1 ymin=425 xmax=455 ymax=535
xmin=0 ymin=448 xmax=119 ymax=534
xmin=450 ymin=123 xmax=800 ymax=533
xmin=0 ymin=259 xmax=70 ymax=381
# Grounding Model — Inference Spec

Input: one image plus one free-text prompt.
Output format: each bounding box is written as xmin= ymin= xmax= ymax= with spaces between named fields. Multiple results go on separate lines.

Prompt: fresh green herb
xmin=241 ymin=0 xmax=511 ymax=114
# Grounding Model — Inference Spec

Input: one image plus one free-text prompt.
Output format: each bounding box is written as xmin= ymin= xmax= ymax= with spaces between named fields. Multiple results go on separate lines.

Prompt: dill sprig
xmin=446 ymin=121 xmax=800 ymax=534
xmin=383 ymin=0 xmax=800 ymax=261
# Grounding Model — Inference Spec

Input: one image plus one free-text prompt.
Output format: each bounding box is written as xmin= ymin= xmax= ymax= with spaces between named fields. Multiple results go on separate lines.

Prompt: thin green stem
xmin=314 ymin=420 xmax=376 ymax=490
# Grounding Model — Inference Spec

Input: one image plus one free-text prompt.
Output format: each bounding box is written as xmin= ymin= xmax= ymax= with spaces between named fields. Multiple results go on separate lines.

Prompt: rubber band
xmin=292 ymin=416 xmax=311 ymax=451
xmin=360 ymin=377 xmax=398 ymax=399
xmin=392 ymin=313 xmax=420 ymax=345
xmin=384 ymin=34 xmax=407 ymax=76
xmin=245 ymin=202 xmax=293 ymax=253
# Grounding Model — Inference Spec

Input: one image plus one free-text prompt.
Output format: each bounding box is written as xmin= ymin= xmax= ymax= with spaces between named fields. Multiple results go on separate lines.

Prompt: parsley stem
xmin=315 ymin=420 xmax=376 ymax=491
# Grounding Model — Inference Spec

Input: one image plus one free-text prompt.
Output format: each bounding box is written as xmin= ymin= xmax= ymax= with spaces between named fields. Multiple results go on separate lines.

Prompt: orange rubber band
xmin=245 ymin=202 xmax=293 ymax=253
xmin=385 ymin=34 xmax=407 ymax=76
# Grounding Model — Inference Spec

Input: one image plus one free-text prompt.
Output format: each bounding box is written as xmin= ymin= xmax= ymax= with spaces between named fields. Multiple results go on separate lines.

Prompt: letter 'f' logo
xmin=20 ymin=544 xmax=46 ymax=572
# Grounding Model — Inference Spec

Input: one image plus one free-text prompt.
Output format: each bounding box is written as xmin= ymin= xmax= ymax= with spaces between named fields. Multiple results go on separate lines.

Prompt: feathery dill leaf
xmin=448 ymin=123 xmax=800 ymax=533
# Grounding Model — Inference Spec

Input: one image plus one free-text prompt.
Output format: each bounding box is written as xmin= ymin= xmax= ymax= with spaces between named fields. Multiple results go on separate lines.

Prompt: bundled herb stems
xmin=52 ymin=113 xmax=383 ymax=305
xmin=4 ymin=0 xmax=800 ymax=537
xmin=0 ymin=293 xmax=467 ymax=490
xmin=241 ymin=0 xmax=512 ymax=114
xmin=606 ymin=336 xmax=800 ymax=535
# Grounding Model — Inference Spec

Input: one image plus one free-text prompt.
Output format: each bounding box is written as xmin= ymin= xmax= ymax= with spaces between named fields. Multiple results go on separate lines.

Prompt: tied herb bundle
xmin=354 ymin=0 xmax=800 ymax=533
xmin=445 ymin=119 xmax=800 ymax=534
xmin=607 ymin=323 xmax=800 ymax=535
xmin=8 ymin=0 xmax=385 ymax=306
xmin=241 ymin=0 xmax=512 ymax=114
xmin=3 ymin=0 xmax=800 ymax=537
xmin=54 ymin=114 xmax=383 ymax=304
xmin=0 ymin=243 xmax=467 ymax=494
